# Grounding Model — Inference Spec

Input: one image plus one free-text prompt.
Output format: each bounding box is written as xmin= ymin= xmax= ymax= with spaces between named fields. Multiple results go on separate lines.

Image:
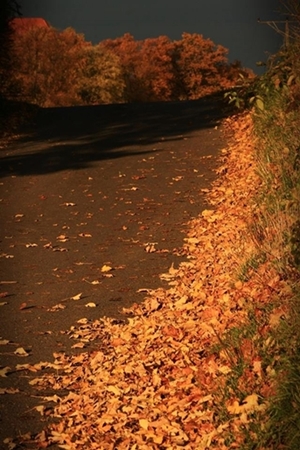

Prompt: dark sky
xmin=20 ymin=0 xmax=284 ymax=73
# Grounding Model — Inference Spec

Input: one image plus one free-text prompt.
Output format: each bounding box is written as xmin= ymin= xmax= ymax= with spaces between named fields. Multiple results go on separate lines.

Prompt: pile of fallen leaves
xmin=14 ymin=113 xmax=293 ymax=449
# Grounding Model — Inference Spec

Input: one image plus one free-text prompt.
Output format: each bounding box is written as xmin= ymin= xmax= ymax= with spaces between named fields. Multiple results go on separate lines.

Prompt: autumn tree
xmin=11 ymin=25 xmax=88 ymax=106
xmin=78 ymin=44 xmax=125 ymax=105
xmin=101 ymin=34 xmax=176 ymax=102
xmin=137 ymin=36 xmax=175 ymax=101
xmin=101 ymin=33 xmax=142 ymax=102
xmin=172 ymin=32 xmax=230 ymax=99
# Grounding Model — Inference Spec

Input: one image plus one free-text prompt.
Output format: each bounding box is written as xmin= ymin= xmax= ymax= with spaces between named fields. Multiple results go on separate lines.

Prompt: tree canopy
xmin=8 ymin=24 xmax=254 ymax=107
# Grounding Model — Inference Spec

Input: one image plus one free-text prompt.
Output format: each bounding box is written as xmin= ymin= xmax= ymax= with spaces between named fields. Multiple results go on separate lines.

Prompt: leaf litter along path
xmin=0 ymin=97 xmax=232 ymax=447
xmin=22 ymin=111 xmax=285 ymax=450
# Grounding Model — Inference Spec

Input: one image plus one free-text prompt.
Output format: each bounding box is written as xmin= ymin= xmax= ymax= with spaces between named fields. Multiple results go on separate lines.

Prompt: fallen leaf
xmin=147 ymin=297 xmax=161 ymax=312
xmin=19 ymin=302 xmax=28 ymax=310
xmin=25 ymin=243 xmax=38 ymax=248
xmin=201 ymin=209 xmax=215 ymax=217
xmin=137 ymin=288 xmax=153 ymax=294
xmin=0 ymin=302 xmax=8 ymax=306
xmin=57 ymin=234 xmax=69 ymax=242
xmin=101 ymin=265 xmax=113 ymax=273
xmin=71 ymin=342 xmax=85 ymax=349
xmin=107 ymin=385 xmax=121 ymax=396
xmin=0 ymin=253 xmax=14 ymax=258
xmin=43 ymin=395 xmax=61 ymax=402
xmin=77 ymin=318 xmax=88 ymax=324
xmin=85 ymin=302 xmax=96 ymax=308
xmin=14 ymin=347 xmax=30 ymax=357
xmin=139 ymin=419 xmax=149 ymax=430
xmin=15 ymin=364 xmax=31 ymax=371
xmin=3 ymin=437 xmax=17 ymax=449
xmin=35 ymin=405 xmax=45 ymax=416
xmin=0 ymin=339 xmax=10 ymax=345
xmin=0 ymin=367 xmax=11 ymax=377
xmin=84 ymin=279 xmax=100 ymax=285
xmin=75 ymin=262 xmax=93 ymax=266
xmin=47 ymin=303 xmax=66 ymax=312
xmin=0 ymin=387 xmax=20 ymax=394
xmin=71 ymin=293 xmax=83 ymax=301
xmin=144 ymin=242 xmax=157 ymax=253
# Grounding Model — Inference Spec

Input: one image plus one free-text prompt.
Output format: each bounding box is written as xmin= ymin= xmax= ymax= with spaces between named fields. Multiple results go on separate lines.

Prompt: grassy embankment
xmin=243 ymin=40 xmax=300 ymax=448
xmin=12 ymin=38 xmax=300 ymax=450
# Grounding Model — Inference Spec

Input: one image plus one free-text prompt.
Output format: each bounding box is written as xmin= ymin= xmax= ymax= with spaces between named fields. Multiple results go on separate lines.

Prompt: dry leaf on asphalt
xmin=84 ymin=279 xmax=100 ymax=285
xmin=71 ymin=293 xmax=83 ymax=301
xmin=61 ymin=202 xmax=76 ymax=206
xmin=47 ymin=303 xmax=66 ymax=311
xmin=14 ymin=347 xmax=30 ymax=357
xmin=0 ymin=388 xmax=20 ymax=394
xmin=0 ymin=367 xmax=11 ymax=377
xmin=100 ymin=264 xmax=113 ymax=273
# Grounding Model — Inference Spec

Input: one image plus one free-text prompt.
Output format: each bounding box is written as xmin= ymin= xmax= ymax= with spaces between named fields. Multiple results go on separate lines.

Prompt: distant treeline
xmin=7 ymin=20 xmax=255 ymax=107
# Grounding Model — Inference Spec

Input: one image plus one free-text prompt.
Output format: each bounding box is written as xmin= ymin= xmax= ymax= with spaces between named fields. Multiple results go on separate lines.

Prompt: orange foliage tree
xmin=101 ymin=34 xmax=176 ymax=102
xmin=137 ymin=36 xmax=176 ymax=101
xmin=11 ymin=24 xmax=88 ymax=106
xmin=172 ymin=32 xmax=230 ymax=99
xmin=100 ymin=33 xmax=141 ymax=102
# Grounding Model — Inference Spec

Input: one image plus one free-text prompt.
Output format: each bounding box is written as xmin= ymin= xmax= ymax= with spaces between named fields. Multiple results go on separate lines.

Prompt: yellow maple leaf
xmin=139 ymin=419 xmax=149 ymax=430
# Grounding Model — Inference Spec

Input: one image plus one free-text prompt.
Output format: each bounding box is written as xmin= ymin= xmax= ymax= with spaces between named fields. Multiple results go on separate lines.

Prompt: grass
xmin=222 ymin=37 xmax=300 ymax=448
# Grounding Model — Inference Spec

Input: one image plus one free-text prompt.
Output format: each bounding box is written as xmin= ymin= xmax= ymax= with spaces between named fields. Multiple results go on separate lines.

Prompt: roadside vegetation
xmin=244 ymin=10 xmax=300 ymax=446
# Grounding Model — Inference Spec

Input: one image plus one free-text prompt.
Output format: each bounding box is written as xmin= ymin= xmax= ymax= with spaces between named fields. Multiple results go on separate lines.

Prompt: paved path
xmin=0 ymin=97 xmax=230 ymax=446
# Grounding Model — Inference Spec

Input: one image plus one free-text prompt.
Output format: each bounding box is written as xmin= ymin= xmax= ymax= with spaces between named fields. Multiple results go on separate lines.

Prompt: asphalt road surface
xmin=0 ymin=95 xmax=231 ymax=447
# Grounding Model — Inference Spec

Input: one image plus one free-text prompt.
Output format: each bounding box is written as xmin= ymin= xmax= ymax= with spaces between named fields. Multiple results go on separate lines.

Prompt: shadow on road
xmin=0 ymin=92 xmax=234 ymax=178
